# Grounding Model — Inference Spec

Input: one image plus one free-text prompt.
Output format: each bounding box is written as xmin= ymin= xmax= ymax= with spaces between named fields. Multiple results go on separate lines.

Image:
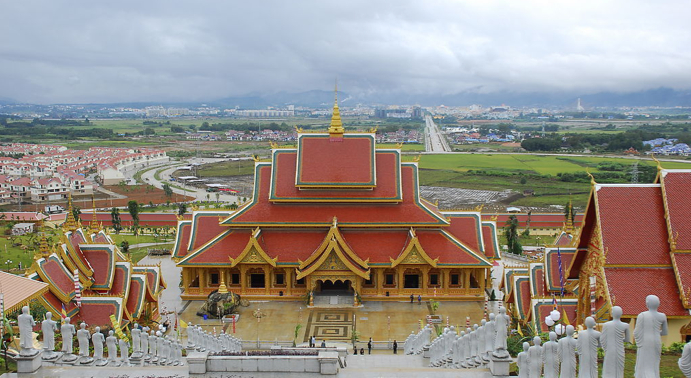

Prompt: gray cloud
xmin=1 ymin=0 xmax=690 ymax=104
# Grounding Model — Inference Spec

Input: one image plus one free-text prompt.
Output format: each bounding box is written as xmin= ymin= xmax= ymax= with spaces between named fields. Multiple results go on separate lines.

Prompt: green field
xmin=419 ymin=154 xmax=691 ymax=175
xmin=378 ymin=143 xmax=425 ymax=151
xmin=195 ymin=159 xmax=256 ymax=177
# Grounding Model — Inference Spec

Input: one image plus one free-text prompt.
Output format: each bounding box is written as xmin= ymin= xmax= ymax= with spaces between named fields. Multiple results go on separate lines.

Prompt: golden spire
xmin=90 ymin=194 xmax=100 ymax=235
xmin=218 ymin=273 xmax=228 ymax=294
xmin=63 ymin=192 xmax=77 ymax=232
xmin=565 ymin=197 xmax=574 ymax=234
xmin=328 ymin=81 xmax=345 ymax=137
xmin=39 ymin=224 xmax=50 ymax=257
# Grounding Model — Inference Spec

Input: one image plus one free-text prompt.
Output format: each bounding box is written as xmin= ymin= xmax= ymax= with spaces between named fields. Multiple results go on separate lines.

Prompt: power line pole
xmin=631 ymin=161 xmax=639 ymax=184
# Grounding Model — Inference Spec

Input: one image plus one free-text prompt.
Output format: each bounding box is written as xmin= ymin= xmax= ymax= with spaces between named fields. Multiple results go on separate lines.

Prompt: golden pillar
xmin=285 ymin=268 xmax=292 ymax=296
xmin=442 ymin=269 xmax=450 ymax=295
xmin=479 ymin=268 xmax=486 ymax=291
xmin=422 ymin=266 xmax=429 ymax=291
xmin=376 ymin=269 xmax=383 ymax=296
xmin=464 ymin=269 xmax=471 ymax=289
xmin=239 ymin=265 xmax=247 ymax=295
xmin=398 ymin=268 xmax=405 ymax=295
xmin=264 ymin=266 xmax=270 ymax=294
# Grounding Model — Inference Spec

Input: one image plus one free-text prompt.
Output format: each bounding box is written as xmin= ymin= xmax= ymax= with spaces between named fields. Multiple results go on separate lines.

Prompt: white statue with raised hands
xmin=601 ymin=306 xmax=630 ymax=378
xmin=634 ymin=295 xmax=668 ymax=378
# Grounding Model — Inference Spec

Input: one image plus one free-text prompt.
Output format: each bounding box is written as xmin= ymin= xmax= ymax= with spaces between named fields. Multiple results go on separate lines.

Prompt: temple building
xmin=504 ymin=167 xmax=691 ymax=344
xmin=26 ymin=195 xmax=165 ymax=328
xmin=173 ymin=90 xmax=500 ymax=303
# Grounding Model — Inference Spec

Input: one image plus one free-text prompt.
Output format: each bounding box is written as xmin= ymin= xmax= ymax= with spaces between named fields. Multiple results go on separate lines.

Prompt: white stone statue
xmin=475 ymin=321 xmax=486 ymax=364
xmin=77 ymin=323 xmax=91 ymax=357
xmin=578 ymin=316 xmax=601 ymax=378
xmin=156 ymin=331 xmax=165 ymax=358
xmin=517 ymin=341 xmax=530 ymax=378
xmin=18 ymin=305 xmax=37 ymax=356
xmin=679 ymin=340 xmax=691 ymax=378
xmin=484 ymin=313 xmax=496 ymax=358
xmin=119 ymin=337 xmax=129 ymax=364
xmin=131 ymin=323 xmax=141 ymax=353
xmin=528 ymin=336 xmax=543 ymax=378
xmin=602 ymin=306 xmax=631 ymax=378
xmin=60 ymin=317 xmax=77 ymax=361
xmin=160 ymin=336 xmax=169 ymax=364
xmin=141 ymin=327 xmax=150 ymax=357
xmin=493 ymin=306 xmax=510 ymax=358
xmin=558 ymin=324 xmax=577 ymax=378
xmin=41 ymin=312 xmax=59 ymax=357
xmin=92 ymin=327 xmax=105 ymax=361
xmin=542 ymin=332 xmax=559 ymax=378
xmin=149 ymin=330 xmax=158 ymax=358
xmin=634 ymin=295 xmax=668 ymax=378
xmin=106 ymin=330 xmax=118 ymax=362
xmin=464 ymin=327 xmax=476 ymax=367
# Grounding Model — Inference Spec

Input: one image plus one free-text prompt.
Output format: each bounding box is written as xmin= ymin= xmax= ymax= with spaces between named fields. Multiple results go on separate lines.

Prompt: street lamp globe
xmin=554 ymin=323 xmax=565 ymax=336
xmin=545 ymin=316 xmax=555 ymax=327
xmin=550 ymin=310 xmax=561 ymax=322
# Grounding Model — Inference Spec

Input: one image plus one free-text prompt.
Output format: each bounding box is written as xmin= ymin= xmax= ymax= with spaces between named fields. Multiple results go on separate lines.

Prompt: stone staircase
xmin=313 ymin=291 xmax=354 ymax=307
xmin=342 ymin=354 xmax=491 ymax=377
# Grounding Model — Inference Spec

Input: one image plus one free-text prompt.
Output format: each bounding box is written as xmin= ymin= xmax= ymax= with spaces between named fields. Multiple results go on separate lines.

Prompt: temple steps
xmin=343 ymin=354 xmax=491 ymax=377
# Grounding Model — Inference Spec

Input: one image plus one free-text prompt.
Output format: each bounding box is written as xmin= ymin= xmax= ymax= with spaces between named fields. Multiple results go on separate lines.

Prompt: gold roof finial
xmin=328 ymin=80 xmax=345 ymax=137
xmin=39 ymin=224 xmax=49 ymax=257
xmin=63 ymin=192 xmax=78 ymax=232
xmin=90 ymin=194 xmax=100 ymax=235
xmin=564 ymin=197 xmax=574 ymax=234
xmin=585 ymin=168 xmax=596 ymax=186
xmin=218 ymin=273 xmax=228 ymax=294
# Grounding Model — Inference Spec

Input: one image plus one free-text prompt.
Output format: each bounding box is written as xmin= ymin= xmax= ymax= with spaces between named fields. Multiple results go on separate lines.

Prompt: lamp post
xmin=5 ymin=259 xmax=11 ymax=272
xmin=544 ymin=309 xmax=561 ymax=335
xmin=253 ymin=308 xmax=265 ymax=349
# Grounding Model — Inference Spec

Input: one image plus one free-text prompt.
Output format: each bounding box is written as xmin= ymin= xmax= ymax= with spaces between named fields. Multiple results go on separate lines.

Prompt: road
xmin=138 ymin=159 xmax=241 ymax=204
xmin=424 ymin=115 xmax=452 ymax=153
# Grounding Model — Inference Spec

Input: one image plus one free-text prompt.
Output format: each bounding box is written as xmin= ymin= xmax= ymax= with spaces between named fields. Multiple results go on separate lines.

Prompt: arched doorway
xmin=318 ymin=279 xmax=353 ymax=292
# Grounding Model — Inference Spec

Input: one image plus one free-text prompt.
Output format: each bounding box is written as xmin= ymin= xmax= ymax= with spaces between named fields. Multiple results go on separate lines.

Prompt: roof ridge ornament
xmin=586 ymin=167 xmax=596 ymax=186
xmin=327 ymin=81 xmax=345 ymax=138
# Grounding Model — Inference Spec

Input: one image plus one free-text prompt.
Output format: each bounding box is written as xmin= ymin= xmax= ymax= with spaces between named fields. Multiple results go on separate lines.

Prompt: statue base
xmin=489 ymin=353 xmax=512 ymax=378
xmin=129 ymin=351 xmax=144 ymax=366
xmin=42 ymin=351 xmax=62 ymax=362
xmin=59 ymin=353 xmax=79 ymax=364
xmin=95 ymin=358 xmax=108 ymax=367
xmin=78 ymin=356 xmax=94 ymax=365
xmin=16 ymin=352 xmax=42 ymax=373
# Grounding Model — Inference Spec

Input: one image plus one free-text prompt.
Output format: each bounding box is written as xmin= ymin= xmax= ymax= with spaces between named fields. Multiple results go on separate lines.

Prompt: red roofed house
xmin=173 ymin=91 xmax=500 ymax=304
xmin=505 ymin=168 xmax=691 ymax=344
xmin=26 ymin=195 xmax=165 ymax=329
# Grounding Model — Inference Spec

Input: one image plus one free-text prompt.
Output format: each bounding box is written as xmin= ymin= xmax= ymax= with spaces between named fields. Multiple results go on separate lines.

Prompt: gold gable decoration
xmin=577 ymin=226 xmax=610 ymax=324
xmin=317 ymin=252 xmax=348 ymax=271
xmin=328 ymin=82 xmax=345 ymax=137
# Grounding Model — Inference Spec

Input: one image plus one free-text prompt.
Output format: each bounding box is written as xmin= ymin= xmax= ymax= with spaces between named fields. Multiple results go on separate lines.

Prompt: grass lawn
xmin=377 ymin=143 xmax=426 ymax=151
xmin=128 ymin=243 xmax=174 ymax=263
xmin=196 ymin=159 xmax=256 ymax=177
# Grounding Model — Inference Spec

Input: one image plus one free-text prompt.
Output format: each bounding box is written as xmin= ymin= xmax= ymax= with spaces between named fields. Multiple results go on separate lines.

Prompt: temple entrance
xmin=320 ymin=280 xmax=352 ymax=291
xmin=250 ymin=273 xmax=265 ymax=288
xmin=404 ymin=274 xmax=420 ymax=288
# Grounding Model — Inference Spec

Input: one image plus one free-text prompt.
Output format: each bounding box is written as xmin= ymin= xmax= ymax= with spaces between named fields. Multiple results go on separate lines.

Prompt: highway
xmin=424 ymin=115 xmax=452 ymax=153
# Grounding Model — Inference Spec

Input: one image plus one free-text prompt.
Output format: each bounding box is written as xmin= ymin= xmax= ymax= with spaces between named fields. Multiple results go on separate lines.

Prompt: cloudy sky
xmin=1 ymin=1 xmax=690 ymax=104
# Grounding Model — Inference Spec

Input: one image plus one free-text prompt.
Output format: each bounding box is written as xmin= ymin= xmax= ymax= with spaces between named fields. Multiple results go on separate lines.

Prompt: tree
xmin=162 ymin=184 xmax=173 ymax=199
xmin=110 ymin=208 xmax=122 ymax=234
xmin=215 ymin=192 xmax=220 ymax=203
xmin=72 ymin=206 xmax=81 ymax=223
xmin=127 ymin=200 xmax=140 ymax=236
xmin=120 ymin=240 xmax=130 ymax=254
xmin=504 ymin=215 xmax=523 ymax=255
xmin=177 ymin=203 xmax=187 ymax=216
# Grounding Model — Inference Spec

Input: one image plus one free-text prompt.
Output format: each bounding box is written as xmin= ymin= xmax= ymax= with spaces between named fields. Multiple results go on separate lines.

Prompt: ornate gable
xmin=230 ymin=228 xmax=277 ymax=267
xmin=296 ymin=218 xmax=370 ymax=280
xmin=390 ymin=229 xmax=438 ymax=268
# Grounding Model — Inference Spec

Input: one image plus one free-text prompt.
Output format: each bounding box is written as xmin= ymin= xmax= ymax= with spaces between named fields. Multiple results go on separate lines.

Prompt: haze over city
xmin=2 ymin=0 xmax=690 ymax=104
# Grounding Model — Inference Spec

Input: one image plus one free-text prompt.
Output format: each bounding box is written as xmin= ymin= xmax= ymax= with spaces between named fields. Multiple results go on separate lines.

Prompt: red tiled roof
xmin=108 ymin=263 xmax=130 ymax=297
xmin=340 ymin=230 xmax=409 ymax=264
xmin=671 ymin=253 xmax=691 ymax=307
xmin=481 ymin=224 xmax=499 ymax=259
xmin=660 ymin=171 xmax=691 ymax=251
xmin=545 ymin=248 xmax=576 ymax=291
xmin=258 ymin=230 xmax=330 ymax=262
xmin=172 ymin=222 xmax=192 ymax=259
xmin=296 ymin=135 xmax=374 ymax=187
xmin=597 ymin=186 xmax=670 ymax=266
xmin=605 ymin=267 xmax=688 ymax=316
xmin=530 ymin=265 xmax=548 ymax=297
xmin=81 ymin=247 xmax=115 ymax=290
xmin=75 ymin=298 xmax=123 ymax=327
xmin=126 ymin=274 xmax=147 ymax=319
xmin=36 ymin=255 xmax=74 ymax=301
xmin=228 ymin=165 xmax=447 ymax=226
xmin=183 ymin=230 xmax=252 ymax=265
xmin=554 ymin=231 xmax=574 ymax=246
xmin=271 ymin=150 xmax=400 ymax=201
xmin=41 ymin=291 xmax=78 ymax=319
xmin=416 ymin=230 xmax=489 ymax=266
xmin=446 ymin=215 xmax=481 ymax=253
xmin=189 ymin=213 xmax=229 ymax=251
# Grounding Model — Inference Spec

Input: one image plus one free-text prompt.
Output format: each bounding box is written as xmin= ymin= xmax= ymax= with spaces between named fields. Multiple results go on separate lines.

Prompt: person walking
xmin=321 ymin=340 xmax=326 ymax=348
xmin=410 ymin=294 xmax=414 ymax=303
xmin=393 ymin=340 xmax=398 ymax=354
xmin=310 ymin=335 xmax=316 ymax=348
xmin=368 ymin=338 xmax=372 ymax=354
xmin=418 ymin=295 xmax=422 ymax=305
